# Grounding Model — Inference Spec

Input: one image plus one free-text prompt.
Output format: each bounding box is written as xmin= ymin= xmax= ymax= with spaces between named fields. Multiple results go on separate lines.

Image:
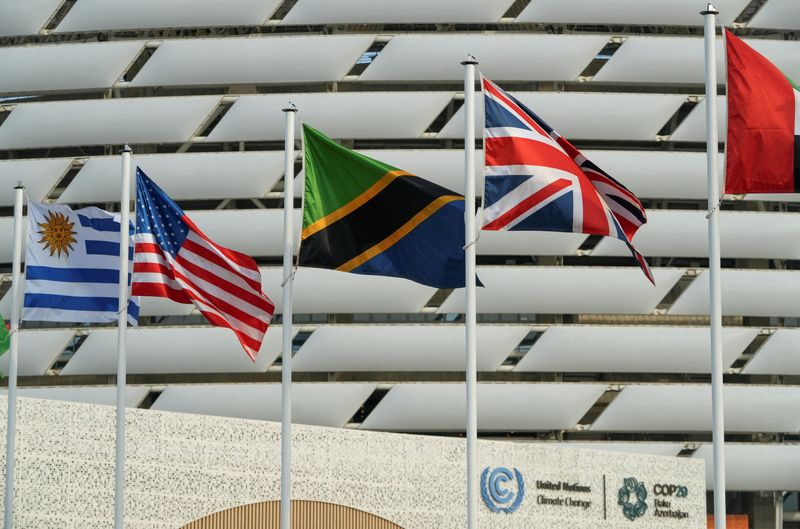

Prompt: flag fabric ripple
xmin=131 ymin=168 xmax=274 ymax=361
xmin=480 ymin=76 xmax=654 ymax=284
xmin=23 ymin=202 xmax=139 ymax=324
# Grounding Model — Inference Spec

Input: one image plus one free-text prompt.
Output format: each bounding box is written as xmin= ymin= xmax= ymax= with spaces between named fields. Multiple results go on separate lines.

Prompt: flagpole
xmin=280 ymin=105 xmax=297 ymax=529
xmin=3 ymin=184 xmax=24 ymax=529
xmin=702 ymin=5 xmax=727 ymax=529
xmin=461 ymin=56 xmax=479 ymax=529
xmin=114 ymin=145 xmax=132 ymax=529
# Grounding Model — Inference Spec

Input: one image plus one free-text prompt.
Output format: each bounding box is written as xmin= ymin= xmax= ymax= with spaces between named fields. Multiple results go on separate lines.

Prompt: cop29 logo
xmin=618 ymin=477 xmax=648 ymax=521
xmin=480 ymin=466 xmax=525 ymax=513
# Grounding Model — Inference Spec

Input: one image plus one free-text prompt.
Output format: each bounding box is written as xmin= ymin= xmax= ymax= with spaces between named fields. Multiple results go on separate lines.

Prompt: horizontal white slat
xmin=0 ymin=330 xmax=74 ymax=376
xmin=0 ymin=0 xmax=63 ymax=37
xmin=438 ymin=267 xmax=684 ymax=314
xmin=360 ymin=34 xmax=607 ymax=82
xmin=0 ymin=158 xmax=72 ymax=206
xmin=742 ymin=330 xmax=800 ymax=376
xmin=56 ymin=0 xmax=281 ymax=32
xmin=0 ymin=41 xmax=144 ymax=95
xmin=593 ymin=210 xmax=800 ymax=259
xmin=59 ymin=151 xmax=285 ymax=203
xmin=592 ymin=384 xmax=800 ymax=432
xmin=669 ymin=270 xmax=800 ymax=317
xmin=693 ymin=444 xmax=800 ymax=491
xmin=207 ymin=92 xmax=453 ymax=141
xmin=293 ymin=325 xmax=529 ymax=371
xmin=60 ymin=325 xmax=288 ymax=375
xmin=595 ymin=36 xmax=800 ymax=85
xmin=581 ymin=150 xmax=714 ymax=200
xmin=670 ymin=96 xmax=724 ymax=142
xmin=0 ymin=386 xmax=150 ymax=408
xmin=515 ymin=325 xmax=757 ymax=374
xmin=260 ymin=267 xmax=436 ymax=314
xmin=130 ymin=35 xmax=373 ymax=87
xmin=281 ymin=0 xmax=513 ymax=24
xmin=439 ymin=92 xmax=685 ymax=140
xmin=516 ymin=0 xmax=749 ymax=26
xmin=748 ymin=0 xmax=800 ymax=30
xmin=152 ymin=383 xmax=375 ymax=427
xmin=360 ymin=383 xmax=607 ymax=431
xmin=0 ymin=96 xmax=220 ymax=149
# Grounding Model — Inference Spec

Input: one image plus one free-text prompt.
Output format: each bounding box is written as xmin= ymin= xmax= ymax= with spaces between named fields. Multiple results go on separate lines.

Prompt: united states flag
xmin=481 ymin=76 xmax=654 ymax=284
xmin=132 ymin=168 xmax=275 ymax=360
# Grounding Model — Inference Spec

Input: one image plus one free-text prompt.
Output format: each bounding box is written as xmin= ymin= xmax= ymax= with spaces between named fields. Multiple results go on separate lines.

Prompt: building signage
xmin=480 ymin=466 xmax=525 ymax=513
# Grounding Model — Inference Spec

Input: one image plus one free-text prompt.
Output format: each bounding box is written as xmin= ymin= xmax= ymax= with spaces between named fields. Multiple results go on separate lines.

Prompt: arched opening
xmin=180 ymin=500 xmax=404 ymax=529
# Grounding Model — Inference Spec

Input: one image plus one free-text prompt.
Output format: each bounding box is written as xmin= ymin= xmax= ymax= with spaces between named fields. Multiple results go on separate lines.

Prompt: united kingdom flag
xmin=481 ymin=76 xmax=654 ymax=284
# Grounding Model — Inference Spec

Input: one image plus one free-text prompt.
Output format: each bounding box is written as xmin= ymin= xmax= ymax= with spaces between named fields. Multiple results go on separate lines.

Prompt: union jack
xmin=481 ymin=76 xmax=654 ymax=284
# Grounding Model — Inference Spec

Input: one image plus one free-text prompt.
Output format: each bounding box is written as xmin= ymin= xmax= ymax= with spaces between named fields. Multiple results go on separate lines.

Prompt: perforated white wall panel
xmin=0 ymin=330 xmax=73 ymax=376
xmin=360 ymin=383 xmax=607 ymax=431
xmin=1 ymin=387 xmax=150 ymax=407
xmin=0 ymin=216 xmax=27 ymax=263
xmin=131 ymin=35 xmax=373 ymax=87
xmin=742 ymin=330 xmax=800 ymax=376
xmin=515 ymin=326 xmax=757 ymax=374
xmin=538 ymin=442 xmax=684 ymax=457
xmin=0 ymin=96 xmax=220 ymax=149
xmin=57 ymin=0 xmax=281 ymax=32
xmin=669 ymin=270 xmax=800 ymax=317
xmin=592 ymin=385 xmax=800 ymax=432
xmin=0 ymin=0 xmax=63 ymax=37
xmin=0 ymin=41 xmax=144 ymax=95
xmin=693 ymin=444 xmax=800 ymax=491
xmin=0 ymin=158 xmax=72 ymax=206
xmin=438 ymin=267 xmax=683 ymax=314
xmin=60 ymin=326 xmax=287 ymax=375
xmin=292 ymin=325 xmax=529 ymax=371
xmin=439 ymin=93 xmax=685 ymax=140
xmin=748 ymin=0 xmax=800 ymax=30
xmin=516 ymin=0 xmax=749 ymax=26
xmin=60 ymin=151 xmax=284 ymax=203
xmin=360 ymin=35 xmax=607 ymax=82
xmin=207 ymin=92 xmax=452 ymax=141
xmin=593 ymin=211 xmax=800 ymax=259
xmin=152 ymin=383 xmax=376 ymax=427
xmin=595 ymin=37 xmax=800 ymax=85
xmin=281 ymin=0 xmax=513 ymax=24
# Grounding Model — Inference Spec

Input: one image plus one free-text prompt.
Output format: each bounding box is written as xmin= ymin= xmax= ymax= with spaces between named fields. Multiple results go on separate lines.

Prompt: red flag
xmin=724 ymin=29 xmax=799 ymax=194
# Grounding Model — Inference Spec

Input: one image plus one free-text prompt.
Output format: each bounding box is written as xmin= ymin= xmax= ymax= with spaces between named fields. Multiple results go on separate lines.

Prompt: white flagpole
xmin=114 ymin=145 xmax=132 ymax=529
xmin=461 ymin=56 xmax=479 ymax=529
xmin=3 ymin=184 xmax=24 ymax=529
xmin=280 ymin=105 xmax=297 ymax=529
xmin=701 ymin=5 xmax=727 ymax=529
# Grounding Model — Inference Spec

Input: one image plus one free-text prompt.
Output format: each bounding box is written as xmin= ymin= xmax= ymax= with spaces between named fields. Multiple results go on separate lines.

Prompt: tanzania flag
xmin=725 ymin=29 xmax=800 ymax=194
xmin=0 ymin=314 xmax=9 ymax=356
xmin=299 ymin=124 xmax=469 ymax=288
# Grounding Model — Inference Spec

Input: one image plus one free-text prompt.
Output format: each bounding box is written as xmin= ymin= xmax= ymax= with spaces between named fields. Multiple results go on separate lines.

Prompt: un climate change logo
xmin=480 ymin=466 xmax=525 ymax=513
xmin=618 ymin=477 xmax=648 ymax=521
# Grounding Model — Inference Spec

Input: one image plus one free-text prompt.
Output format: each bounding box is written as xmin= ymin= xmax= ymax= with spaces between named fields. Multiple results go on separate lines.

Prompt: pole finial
xmin=121 ymin=144 xmax=132 ymax=154
xmin=14 ymin=181 xmax=24 ymax=190
xmin=282 ymin=101 xmax=298 ymax=113
xmin=461 ymin=54 xmax=479 ymax=66
xmin=701 ymin=3 xmax=719 ymax=15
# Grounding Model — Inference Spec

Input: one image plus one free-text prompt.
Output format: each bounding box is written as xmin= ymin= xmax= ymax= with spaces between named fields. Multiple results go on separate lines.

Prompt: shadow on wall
xmin=181 ymin=500 xmax=404 ymax=529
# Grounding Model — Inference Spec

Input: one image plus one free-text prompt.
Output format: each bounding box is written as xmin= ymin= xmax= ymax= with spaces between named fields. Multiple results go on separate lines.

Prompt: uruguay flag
xmin=23 ymin=202 xmax=139 ymax=324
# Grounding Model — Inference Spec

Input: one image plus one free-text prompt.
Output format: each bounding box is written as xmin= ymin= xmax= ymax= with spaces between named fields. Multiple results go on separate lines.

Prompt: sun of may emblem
xmin=38 ymin=210 xmax=77 ymax=258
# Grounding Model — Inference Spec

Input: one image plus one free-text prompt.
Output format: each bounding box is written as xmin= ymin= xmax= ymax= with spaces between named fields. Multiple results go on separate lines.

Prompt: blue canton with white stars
xmin=135 ymin=168 xmax=189 ymax=258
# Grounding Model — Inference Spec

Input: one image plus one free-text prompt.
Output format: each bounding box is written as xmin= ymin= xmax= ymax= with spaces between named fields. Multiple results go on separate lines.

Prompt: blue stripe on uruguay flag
xmin=22 ymin=202 xmax=140 ymax=325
